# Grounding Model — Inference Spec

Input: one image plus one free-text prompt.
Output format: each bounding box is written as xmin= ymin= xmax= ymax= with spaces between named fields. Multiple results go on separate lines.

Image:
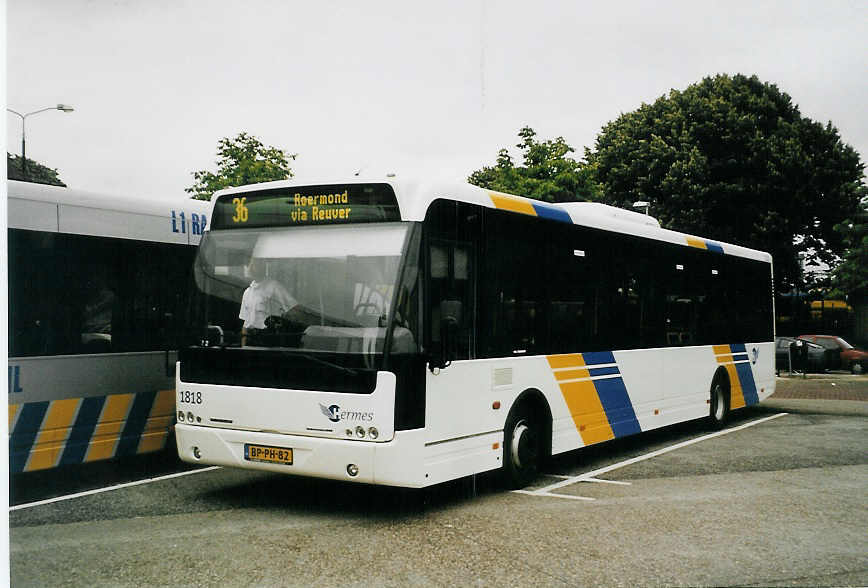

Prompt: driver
xmin=239 ymin=258 xmax=296 ymax=345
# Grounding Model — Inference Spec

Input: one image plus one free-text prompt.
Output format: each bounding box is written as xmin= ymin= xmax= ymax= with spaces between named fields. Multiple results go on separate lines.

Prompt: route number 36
xmin=232 ymin=197 xmax=249 ymax=223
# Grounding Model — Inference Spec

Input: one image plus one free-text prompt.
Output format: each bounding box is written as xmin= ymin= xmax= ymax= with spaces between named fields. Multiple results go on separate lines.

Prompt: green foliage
xmin=468 ymin=127 xmax=600 ymax=203
xmin=186 ymin=132 xmax=297 ymax=201
xmin=7 ymin=153 xmax=66 ymax=186
xmin=832 ymin=199 xmax=868 ymax=298
xmin=586 ymin=74 xmax=866 ymax=293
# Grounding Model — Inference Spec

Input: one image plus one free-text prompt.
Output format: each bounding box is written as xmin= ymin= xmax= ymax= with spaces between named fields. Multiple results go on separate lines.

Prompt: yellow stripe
xmin=490 ymin=193 xmax=537 ymax=216
xmin=25 ymin=398 xmax=81 ymax=472
xmin=686 ymin=237 xmax=707 ymax=249
xmin=137 ymin=389 xmax=176 ymax=454
xmin=147 ymin=389 xmax=176 ymax=424
xmin=547 ymin=354 xmax=587 ymax=369
xmin=548 ymin=353 xmax=614 ymax=445
xmin=9 ymin=404 xmax=21 ymax=430
xmin=86 ymin=393 xmax=133 ymax=462
xmin=137 ymin=390 xmax=175 ymax=453
xmin=725 ymin=364 xmax=746 ymax=409
xmin=137 ymin=428 xmax=171 ymax=454
xmin=712 ymin=344 xmax=732 ymax=356
xmin=554 ymin=368 xmax=591 ymax=381
xmin=714 ymin=345 xmax=745 ymax=409
xmin=559 ymin=379 xmax=615 ymax=445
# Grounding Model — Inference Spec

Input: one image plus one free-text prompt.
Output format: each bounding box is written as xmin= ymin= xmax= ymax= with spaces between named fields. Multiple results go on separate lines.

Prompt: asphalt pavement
xmin=8 ymin=373 xmax=868 ymax=587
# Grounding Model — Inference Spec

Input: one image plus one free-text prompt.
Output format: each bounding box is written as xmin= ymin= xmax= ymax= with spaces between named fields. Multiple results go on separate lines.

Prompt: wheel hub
xmin=511 ymin=420 xmax=537 ymax=469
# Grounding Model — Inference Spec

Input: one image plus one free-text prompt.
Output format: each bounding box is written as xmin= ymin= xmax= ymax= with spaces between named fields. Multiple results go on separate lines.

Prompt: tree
xmin=585 ymin=74 xmax=866 ymax=294
xmin=833 ymin=201 xmax=868 ymax=298
xmin=186 ymin=132 xmax=297 ymax=200
xmin=468 ymin=127 xmax=599 ymax=203
xmin=7 ymin=153 xmax=66 ymax=186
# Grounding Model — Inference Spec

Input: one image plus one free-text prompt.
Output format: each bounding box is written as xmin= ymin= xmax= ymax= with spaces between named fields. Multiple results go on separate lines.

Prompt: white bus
xmin=7 ymin=180 xmax=209 ymax=473
xmin=175 ymin=178 xmax=775 ymax=488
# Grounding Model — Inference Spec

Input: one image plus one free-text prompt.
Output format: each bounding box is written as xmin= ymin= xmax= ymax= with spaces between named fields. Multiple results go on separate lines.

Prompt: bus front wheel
xmin=503 ymin=402 xmax=541 ymax=489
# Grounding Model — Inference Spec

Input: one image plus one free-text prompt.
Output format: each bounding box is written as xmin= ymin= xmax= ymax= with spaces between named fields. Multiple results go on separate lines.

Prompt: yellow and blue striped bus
xmin=8 ymin=180 xmax=209 ymax=473
xmin=175 ymin=178 xmax=774 ymax=488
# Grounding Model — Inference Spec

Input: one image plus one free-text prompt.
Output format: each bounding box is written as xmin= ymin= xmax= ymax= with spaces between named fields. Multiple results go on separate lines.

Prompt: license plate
xmin=244 ymin=444 xmax=293 ymax=465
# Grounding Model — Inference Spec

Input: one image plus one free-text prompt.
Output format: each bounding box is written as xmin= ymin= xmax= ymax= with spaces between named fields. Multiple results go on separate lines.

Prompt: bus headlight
xmin=347 ymin=464 xmax=359 ymax=477
xmin=178 ymin=411 xmax=185 ymax=422
xmin=355 ymin=426 xmax=365 ymax=438
xmin=187 ymin=412 xmax=195 ymax=423
xmin=368 ymin=427 xmax=379 ymax=440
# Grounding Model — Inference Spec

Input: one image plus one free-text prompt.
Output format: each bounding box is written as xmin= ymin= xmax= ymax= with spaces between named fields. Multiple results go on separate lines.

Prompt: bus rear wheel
xmin=708 ymin=377 xmax=729 ymax=429
xmin=503 ymin=403 xmax=541 ymax=489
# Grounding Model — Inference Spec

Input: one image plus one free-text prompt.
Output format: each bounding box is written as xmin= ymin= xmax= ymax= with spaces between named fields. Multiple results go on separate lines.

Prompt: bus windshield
xmin=190 ymin=223 xmax=415 ymax=364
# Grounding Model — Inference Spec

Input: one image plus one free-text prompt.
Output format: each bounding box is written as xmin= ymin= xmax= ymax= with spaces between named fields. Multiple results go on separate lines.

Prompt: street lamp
xmin=6 ymin=104 xmax=74 ymax=179
xmin=632 ymin=200 xmax=650 ymax=215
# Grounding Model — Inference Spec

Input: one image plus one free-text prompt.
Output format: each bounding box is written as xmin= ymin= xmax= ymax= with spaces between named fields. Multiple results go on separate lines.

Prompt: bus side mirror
xmin=428 ymin=300 xmax=463 ymax=373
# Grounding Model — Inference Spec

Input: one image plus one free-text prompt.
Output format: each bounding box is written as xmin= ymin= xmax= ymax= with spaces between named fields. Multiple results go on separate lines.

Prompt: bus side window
xmin=428 ymin=240 xmax=474 ymax=360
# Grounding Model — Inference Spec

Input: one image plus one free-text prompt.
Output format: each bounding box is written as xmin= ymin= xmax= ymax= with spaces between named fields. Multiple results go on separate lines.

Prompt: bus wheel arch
xmin=502 ymin=389 xmax=551 ymax=489
xmin=708 ymin=368 xmax=730 ymax=428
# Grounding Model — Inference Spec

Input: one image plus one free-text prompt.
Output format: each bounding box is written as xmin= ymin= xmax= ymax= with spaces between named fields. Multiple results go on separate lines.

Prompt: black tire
xmin=503 ymin=401 xmax=542 ymax=489
xmin=708 ymin=376 xmax=730 ymax=429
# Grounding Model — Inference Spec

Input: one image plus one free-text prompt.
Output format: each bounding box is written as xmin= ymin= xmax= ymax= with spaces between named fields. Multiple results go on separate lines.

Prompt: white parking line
xmin=585 ymin=477 xmax=631 ymax=486
xmin=517 ymin=412 xmax=789 ymax=500
xmin=10 ymin=466 xmax=222 ymax=511
xmin=513 ymin=490 xmax=596 ymax=501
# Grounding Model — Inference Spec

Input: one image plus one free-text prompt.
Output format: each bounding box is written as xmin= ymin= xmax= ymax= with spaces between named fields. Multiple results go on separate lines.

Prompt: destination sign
xmin=211 ymin=183 xmax=400 ymax=229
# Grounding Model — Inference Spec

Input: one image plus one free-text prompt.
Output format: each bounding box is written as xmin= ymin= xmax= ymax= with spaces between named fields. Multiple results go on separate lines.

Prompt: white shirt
xmin=238 ymin=279 xmax=296 ymax=329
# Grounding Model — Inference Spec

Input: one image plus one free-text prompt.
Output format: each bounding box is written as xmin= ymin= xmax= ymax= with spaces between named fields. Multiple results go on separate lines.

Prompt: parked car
xmin=797 ymin=335 xmax=868 ymax=374
xmin=775 ymin=336 xmax=829 ymax=373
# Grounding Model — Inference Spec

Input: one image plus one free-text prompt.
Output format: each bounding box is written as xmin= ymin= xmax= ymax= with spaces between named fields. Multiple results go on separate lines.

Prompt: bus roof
xmin=211 ymin=176 xmax=772 ymax=263
xmin=7 ymin=180 xmax=210 ymax=246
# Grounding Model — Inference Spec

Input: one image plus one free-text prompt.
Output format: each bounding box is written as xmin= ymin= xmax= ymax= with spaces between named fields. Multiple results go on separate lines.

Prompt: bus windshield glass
xmin=190 ymin=223 xmax=413 ymax=364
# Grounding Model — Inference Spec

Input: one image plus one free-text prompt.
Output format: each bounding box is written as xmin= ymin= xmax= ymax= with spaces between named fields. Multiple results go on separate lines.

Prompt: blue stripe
xmin=593 ymin=378 xmax=642 ymax=437
xmin=531 ymin=203 xmax=572 ymax=223
xmin=735 ymin=363 xmax=759 ymax=405
xmin=730 ymin=343 xmax=747 ymax=353
xmin=115 ymin=391 xmax=157 ymax=456
xmin=582 ymin=351 xmax=616 ymax=366
xmin=732 ymin=353 xmax=749 ymax=362
xmin=589 ymin=366 xmax=620 ymax=377
xmin=10 ymin=401 xmax=49 ymax=474
xmin=59 ymin=396 xmax=107 ymax=465
xmin=706 ymin=241 xmax=724 ymax=254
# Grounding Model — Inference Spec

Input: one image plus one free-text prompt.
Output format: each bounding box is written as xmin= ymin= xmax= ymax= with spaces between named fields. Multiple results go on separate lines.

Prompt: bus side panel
xmin=548 ymin=342 xmax=776 ymax=459
xmin=8 ymin=354 xmax=176 ymax=473
xmin=423 ymin=357 xmax=558 ymax=482
xmin=758 ymin=341 xmax=776 ymax=400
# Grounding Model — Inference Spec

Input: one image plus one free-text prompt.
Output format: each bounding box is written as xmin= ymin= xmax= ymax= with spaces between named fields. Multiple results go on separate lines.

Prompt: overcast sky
xmin=6 ymin=0 xmax=867 ymax=202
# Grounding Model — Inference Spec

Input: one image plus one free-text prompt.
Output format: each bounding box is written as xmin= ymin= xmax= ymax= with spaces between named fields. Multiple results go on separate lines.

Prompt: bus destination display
xmin=212 ymin=183 xmax=400 ymax=229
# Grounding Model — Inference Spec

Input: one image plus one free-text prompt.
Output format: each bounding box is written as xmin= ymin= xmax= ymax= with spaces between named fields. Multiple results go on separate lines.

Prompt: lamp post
xmin=632 ymin=200 xmax=650 ymax=215
xmin=6 ymin=104 xmax=74 ymax=179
